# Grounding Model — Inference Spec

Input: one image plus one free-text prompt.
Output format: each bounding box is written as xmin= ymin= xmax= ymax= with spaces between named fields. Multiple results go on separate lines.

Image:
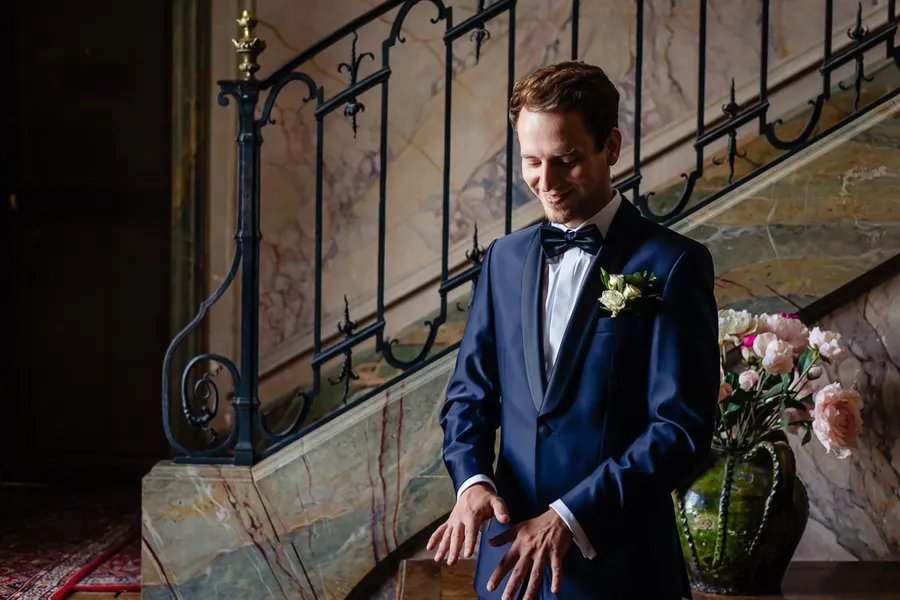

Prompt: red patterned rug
xmin=0 ymin=483 xmax=140 ymax=600
xmin=68 ymin=535 xmax=141 ymax=593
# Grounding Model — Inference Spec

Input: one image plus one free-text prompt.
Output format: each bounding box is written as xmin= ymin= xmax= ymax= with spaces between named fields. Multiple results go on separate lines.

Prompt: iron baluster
xmin=377 ymin=0 xmax=451 ymax=370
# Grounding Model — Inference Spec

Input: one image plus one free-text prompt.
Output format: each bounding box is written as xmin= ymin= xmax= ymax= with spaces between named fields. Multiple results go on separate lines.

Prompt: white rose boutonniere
xmin=598 ymin=267 xmax=662 ymax=317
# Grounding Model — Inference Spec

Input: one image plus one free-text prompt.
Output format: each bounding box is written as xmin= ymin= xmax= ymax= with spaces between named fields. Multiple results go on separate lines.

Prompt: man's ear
xmin=605 ymin=128 xmax=623 ymax=166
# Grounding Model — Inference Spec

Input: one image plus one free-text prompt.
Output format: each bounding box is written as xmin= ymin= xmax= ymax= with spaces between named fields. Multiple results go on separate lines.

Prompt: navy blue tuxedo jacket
xmin=439 ymin=198 xmax=719 ymax=600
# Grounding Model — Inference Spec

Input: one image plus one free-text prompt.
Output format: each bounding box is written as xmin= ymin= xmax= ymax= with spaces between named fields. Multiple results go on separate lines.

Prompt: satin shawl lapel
xmin=521 ymin=229 xmax=545 ymax=412
xmin=539 ymin=199 xmax=645 ymax=417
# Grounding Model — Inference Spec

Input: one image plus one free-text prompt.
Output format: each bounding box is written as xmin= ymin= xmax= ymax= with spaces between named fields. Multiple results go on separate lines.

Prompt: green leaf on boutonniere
xmin=600 ymin=267 xmax=611 ymax=289
xmin=802 ymin=426 xmax=813 ymax=445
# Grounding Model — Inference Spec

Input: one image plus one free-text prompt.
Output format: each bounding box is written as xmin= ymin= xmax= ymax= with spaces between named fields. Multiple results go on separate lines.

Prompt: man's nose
xmin=539 ymin=163 xmax=560 ymax=192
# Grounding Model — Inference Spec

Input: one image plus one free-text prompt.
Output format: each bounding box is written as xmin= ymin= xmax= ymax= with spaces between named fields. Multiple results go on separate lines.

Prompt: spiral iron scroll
xmin=162 ymin=244 xmax=243 ymax=457
xmin=181 ymin=353 xmax=242 ymax=442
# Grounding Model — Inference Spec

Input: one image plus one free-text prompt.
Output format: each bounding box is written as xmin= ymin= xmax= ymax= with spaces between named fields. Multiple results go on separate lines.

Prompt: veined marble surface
xmin=143 ymin=355 xmax=459 ymax=599
xmin=789 ymin=271 xmax=900 ymax=560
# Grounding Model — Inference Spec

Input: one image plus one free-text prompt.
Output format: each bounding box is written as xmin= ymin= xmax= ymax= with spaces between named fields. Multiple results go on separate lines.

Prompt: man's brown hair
xmin=508 ymin=61 xmax=620 ymax=152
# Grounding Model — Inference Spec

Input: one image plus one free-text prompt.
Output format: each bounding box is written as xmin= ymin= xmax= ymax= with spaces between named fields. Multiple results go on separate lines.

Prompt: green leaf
xmin=624 ymin=273 xmax=642 ymax=286
xmin=723 ymin=401 xmax=742 ymax=415
xmin=802 ymin=426 xmax=813 ymax=445
xmin=797 ymin=348 xmax=815 ymax=375
xmin=600 ymin=268 xmax=610 ymax=289
xmin=781 ymin=373 xmax=793 ymax=390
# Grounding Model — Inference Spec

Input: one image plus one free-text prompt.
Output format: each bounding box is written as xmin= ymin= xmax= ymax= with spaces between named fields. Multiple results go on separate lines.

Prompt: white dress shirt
xmin=455 ymin=191 xmax=623 ymax=561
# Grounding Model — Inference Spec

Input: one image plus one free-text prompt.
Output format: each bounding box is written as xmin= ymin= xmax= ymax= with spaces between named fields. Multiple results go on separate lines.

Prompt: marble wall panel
xmin=790 ymin=272 xmax=900 ymax=560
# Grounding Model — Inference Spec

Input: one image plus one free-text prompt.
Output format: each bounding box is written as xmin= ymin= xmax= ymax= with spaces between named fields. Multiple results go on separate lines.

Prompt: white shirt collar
xmin=551 ymin=190 xmax=622 ymax=239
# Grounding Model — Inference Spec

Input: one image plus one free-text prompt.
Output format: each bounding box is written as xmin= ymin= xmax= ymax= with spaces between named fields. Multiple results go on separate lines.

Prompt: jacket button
xmin=538 ymin=424 xmax=552 ymax=438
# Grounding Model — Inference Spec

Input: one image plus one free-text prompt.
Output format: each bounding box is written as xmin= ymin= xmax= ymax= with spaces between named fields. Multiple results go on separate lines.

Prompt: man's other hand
xmin=486 ymin=509 xmax=573 ymax=600
xmin=426 ymin=483 xmax=510 ymax=566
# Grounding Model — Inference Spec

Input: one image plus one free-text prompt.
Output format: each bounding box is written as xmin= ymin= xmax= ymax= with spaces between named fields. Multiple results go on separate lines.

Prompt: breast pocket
xmin=594 ymin=314 xmax=648 ymax=335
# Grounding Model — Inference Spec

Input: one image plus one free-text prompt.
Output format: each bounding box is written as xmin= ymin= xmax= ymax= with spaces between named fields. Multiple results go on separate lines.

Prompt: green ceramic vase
xmin=672 ymin=431 xmax=809 ymax=595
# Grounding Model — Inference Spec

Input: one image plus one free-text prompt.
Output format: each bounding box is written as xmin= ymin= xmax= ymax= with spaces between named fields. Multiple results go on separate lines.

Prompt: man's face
xmin=517 ymin=108 xmax=621 ymax=227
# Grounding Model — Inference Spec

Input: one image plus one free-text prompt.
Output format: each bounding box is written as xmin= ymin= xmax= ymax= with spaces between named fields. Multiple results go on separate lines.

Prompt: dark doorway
xmin=2 ymin=0 xmax=173 ymax=482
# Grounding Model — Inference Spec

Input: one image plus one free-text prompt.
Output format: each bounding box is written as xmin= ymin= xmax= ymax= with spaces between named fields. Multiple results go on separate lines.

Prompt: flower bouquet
xmin=675 ymin=309 xmax=863 ymax=596
xmin=715 ymin=309 xmax=863 ymax=457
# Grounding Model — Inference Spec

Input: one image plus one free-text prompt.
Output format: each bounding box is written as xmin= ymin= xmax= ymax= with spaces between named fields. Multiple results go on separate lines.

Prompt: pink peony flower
xmin=809 ymin=327 xmax=845 ymax=361
xmin=757 ymin=313 xmax=809 ymax=354
xmin=812 ymin=383 xmax=863 ymax=459
xmin=738 ymin=370 xmax=760 ymax=391
xmin=718 ymin=382 xmax=733 ymax=403
xmin=742 ymin=334 xmax=757 ymax=348
xmin=753 ymin=332 xmax=779 ymax=359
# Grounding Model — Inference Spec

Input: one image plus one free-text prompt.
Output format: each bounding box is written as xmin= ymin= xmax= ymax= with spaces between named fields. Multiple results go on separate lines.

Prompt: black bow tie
xmin=540 ymin=223 xmax=603 ymax=258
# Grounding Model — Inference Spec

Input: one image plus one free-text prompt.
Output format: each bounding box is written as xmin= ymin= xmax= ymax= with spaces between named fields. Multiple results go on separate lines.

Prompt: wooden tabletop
xmin=396 ymin=560 xmax=900 ymax=599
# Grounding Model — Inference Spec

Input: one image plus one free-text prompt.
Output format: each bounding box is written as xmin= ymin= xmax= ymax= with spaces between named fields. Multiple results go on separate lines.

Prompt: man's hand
xmin=486 ymin=509 xmax=573 ymax=600
xmin=426 ymin=483 xmax=510 ymax=566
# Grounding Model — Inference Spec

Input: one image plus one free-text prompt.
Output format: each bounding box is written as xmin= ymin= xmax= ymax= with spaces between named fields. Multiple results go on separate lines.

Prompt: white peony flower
xmin=809 ymin=327 xmax=845 ymax=361
xmin=718 ymin=308 xmax=758 ymax=346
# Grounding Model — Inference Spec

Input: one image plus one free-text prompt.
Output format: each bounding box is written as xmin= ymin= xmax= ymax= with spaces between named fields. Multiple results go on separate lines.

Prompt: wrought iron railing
xmin=162 ymin=0 xmax=900 ymax=465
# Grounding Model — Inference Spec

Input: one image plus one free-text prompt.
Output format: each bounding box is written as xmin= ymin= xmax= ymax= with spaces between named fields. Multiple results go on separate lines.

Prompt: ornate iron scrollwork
xmin=457 ymin=222 xmax=486 ymax=312
xmin=338 ymin=31 xmax=375 ymax=138
xmin=471 ymin=0 xmax=492 ymax=65
xmin=839 ymin=3 xmax=875 ymax=110
xmin=711 ymin=80 xmax=748 ymax=185
xmin=328 ymin=296 xmax=361 ymax=403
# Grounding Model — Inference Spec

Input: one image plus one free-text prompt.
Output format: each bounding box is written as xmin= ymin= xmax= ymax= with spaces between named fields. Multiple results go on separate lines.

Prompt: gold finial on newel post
xmin=232 ymin=9 xmax=266 ymax=80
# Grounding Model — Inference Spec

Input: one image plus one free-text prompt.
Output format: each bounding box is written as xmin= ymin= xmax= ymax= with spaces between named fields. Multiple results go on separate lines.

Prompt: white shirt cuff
xmin=456 ymin=474 xmax=496 ymax=501
xmin=550 ymin=499 xmax=597 ymax=560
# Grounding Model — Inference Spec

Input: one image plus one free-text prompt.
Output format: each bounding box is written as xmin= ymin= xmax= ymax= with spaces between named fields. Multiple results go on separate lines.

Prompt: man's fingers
xmin=522 ymin=555 xmax=545 ymax=600
xmin=463 ymin=519 xmax=479 ymax=558
xmin=502 ymin=556 xmax=532 ymax=600
xmin=491 ymin=498 xmax=511 ymax=524
xmin=486 ymin=548 xmax=517 ymax=593
xmin=426 ymin=522 xmax=448 ymax=552
xmin=550 ymin=551 xmax=563 ymax=594
xmin=434 ymin=524 xmax=453 ymax=562
xmin=447 ymin=523 xmax=463 ymax=566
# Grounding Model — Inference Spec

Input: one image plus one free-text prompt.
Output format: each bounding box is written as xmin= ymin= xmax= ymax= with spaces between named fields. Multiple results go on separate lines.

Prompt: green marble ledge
xmin=143 ymin=356 xmax=459 ymax=599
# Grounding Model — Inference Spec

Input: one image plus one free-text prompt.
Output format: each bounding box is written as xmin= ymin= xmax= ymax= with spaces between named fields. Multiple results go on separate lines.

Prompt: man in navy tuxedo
xmin=427 ymin=61 xmax=719 ymax=600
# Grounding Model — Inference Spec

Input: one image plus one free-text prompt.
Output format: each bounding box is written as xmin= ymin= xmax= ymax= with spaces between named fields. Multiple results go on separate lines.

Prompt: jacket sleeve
xmin=439 ymin=240 xmax=502 ymax=495
xmin=559 ymin=244 xmax=719 ymax=547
